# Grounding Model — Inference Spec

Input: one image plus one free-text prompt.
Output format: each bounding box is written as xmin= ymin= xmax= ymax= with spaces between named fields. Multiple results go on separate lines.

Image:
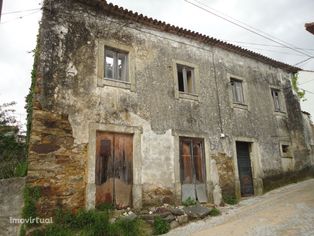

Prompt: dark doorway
xmin=180 ymin=137 xmax=207 ymax=202
xmin=95 ymin=132 xmax=133 ymax=209
xmin=236 ymin=142 xmax=254 ymax=196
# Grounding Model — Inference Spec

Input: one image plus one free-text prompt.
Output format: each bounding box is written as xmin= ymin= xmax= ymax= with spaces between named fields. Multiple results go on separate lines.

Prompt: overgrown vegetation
xmin=223 ymin=194 xmax=238 ymax=205
xmin=153 ymin=216 xmax=170 ymax=235
xmin=182 ymin=196 xmax=197 ymax=207
xmin=0 ymin=102 xmax=27 ymax=179
xmin=22 ymin=186 xmax=41 ymax=223
xmin=263 ymin=166 xmax=314 ymax=193
xmin=25 ymin=41 xmax=40 ymax=152
xmin=22 ymin=207 xmax=148 ymax=236
xmin=209 ymin=207 xmax=221 ymax=216
xmin=291 ymin=73 xmax=306 ymax=101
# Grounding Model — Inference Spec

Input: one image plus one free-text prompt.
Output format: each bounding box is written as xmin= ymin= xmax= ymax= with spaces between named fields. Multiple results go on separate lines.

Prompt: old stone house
xmin=28 ymin=0 xmax=314 ymax=215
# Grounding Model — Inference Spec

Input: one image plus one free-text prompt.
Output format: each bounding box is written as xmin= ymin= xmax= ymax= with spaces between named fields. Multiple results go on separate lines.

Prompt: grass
xmin=153 ymin=216 xmax=170 ymax=235
xmin=209 ymin=208 xmax=221 ymax=216
xmin=182 ymin=196 xmax=197 ymax=207
xmin=22 ymin=186 xmax=41 ymax=223
xmin=223 ymin=195 xmax=238 ymax=205
xmin=26 ymin=208 xmax=147 ymax=236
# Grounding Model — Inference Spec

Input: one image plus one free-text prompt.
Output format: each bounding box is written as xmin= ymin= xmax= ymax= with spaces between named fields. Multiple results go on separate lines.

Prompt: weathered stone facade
xmin=27 ymin=0 xmax=314 ymax=215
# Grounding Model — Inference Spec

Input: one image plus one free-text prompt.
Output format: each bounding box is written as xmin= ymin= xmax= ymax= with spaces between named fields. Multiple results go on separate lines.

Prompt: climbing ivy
xmin=25 ymin=36 xmax=40 ymax=154
xmin=291 ymin=73 xmax=306 ymax=101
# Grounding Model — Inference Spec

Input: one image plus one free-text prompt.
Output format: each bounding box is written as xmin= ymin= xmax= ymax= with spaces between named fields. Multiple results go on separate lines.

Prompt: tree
xmin=0 ymin=102 xmax=27 ymax=178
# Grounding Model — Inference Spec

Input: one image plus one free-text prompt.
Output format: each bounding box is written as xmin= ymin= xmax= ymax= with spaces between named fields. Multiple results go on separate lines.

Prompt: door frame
xmin=86 ymin=123 xmax=143 ymax=209
xmin=172 ymin=130 xmax=211 ymax=204
xmin=232 ymin=137 xmax=263 ymax=199
xmin=179 ymin=137 xmax=207 ymax=202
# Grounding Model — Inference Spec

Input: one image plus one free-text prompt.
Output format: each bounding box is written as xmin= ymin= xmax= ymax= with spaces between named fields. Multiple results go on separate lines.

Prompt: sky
xmin=0 ymin=0 xmax=313 ymax=131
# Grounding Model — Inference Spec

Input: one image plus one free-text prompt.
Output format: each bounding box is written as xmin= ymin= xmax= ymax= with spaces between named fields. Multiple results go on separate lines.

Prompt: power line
xmin=299 ymin=78 xmax=314 ymax=85
xmin=2 ymin=7 xmax=41 ymax=15
xmin=184 ymin=0 xmax=314 ymax=58
xmin=191 ymin=0 xmax=313 ymax=57
xmin=239 ymin=47 xmax=306 ymax=57
xmin=224 ymin=40 xmax=314 ymax=52
xmin=294 ymin=57 xmax=313 ymax=66
xmin=0 ymin=10 xmax=41 ymax=24
xmin=300 ymin=88 xmax=314 ymax=95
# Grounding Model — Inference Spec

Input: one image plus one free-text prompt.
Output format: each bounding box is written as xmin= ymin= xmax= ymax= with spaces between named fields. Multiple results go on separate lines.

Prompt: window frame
xmin=97 ymin=40 xmax=135 ymax=91
xmin=228 ymin=74 xmax=249 ymax=110
xmin=177 ymin=64 xmax=195 ymax=94
xmin=271 ymin=88 xmax=281 ymax=112
xmin=173 ymin=60 xmax=200 ymax=101
xmin=269 ymin=86 xmax=287 ymax=115
xmin=279 ymin=142 xmax=293 ymax=158
xmin=104 ymin=47 xmax=129 ymax=82
xmin=231 ymin=78 xmax=245 ymax=104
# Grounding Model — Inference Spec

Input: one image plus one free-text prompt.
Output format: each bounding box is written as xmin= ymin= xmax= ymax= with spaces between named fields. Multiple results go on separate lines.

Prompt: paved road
xmin=167 ymin=179 xmax=314 ymax=236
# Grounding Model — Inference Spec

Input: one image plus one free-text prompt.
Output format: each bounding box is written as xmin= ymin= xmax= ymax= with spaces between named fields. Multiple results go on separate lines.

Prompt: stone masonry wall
xmin=211 ymin=153 xmax=236 ymax=196
xmin=27 ymin=109 xmax=87 ymax=216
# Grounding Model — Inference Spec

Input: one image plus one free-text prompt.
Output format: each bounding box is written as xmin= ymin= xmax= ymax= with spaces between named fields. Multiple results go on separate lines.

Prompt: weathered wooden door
xmin=95 ymin=132 xmax=133 ymax=209
xmin=180 ymin=137 xmax=207 ymax=202
xmin=236 ymin=142 xmax=254 ymax=196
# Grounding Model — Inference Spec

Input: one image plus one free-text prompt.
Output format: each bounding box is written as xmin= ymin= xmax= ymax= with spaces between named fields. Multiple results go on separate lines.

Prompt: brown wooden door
xmin=180 ymin=137 xmax=207 ymax=203
xmin=95 ymin=132 xmax=133 ymax=209
xmin=236 ymin=142 xmax=254 ymax=196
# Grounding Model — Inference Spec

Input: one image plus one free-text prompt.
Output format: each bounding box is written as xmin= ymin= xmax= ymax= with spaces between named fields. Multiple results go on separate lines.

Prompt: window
xmin=231 ymin=78 xmax=244 ymax=104
xmin=281 ymin=145 xmax=289 ymax=154
xmin=177 ymin=64 xmax=195 ymax=94
xmin=105 ymin=47 xmax=128 ymax=81
xmin=271 ymin=89 xmax=281 ymax=111
xmin=281 ymin=144 xmax=292 ymax=158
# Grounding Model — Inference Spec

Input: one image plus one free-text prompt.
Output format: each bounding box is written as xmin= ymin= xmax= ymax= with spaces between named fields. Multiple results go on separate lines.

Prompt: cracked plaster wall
xmin=27 ymin=0 xmax=313 ymax=213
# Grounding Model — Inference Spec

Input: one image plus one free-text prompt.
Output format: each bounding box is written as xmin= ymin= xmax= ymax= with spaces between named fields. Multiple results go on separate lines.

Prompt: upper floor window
xmin=271 ymin=89 xmax=281 ymax=111
xmin=105 ymin=47 xmax=128 ymax=81
xmin=177 ymin=64 xmax=195 ymax=94
xmin=231 ymin=78 xmax=244 ymax=104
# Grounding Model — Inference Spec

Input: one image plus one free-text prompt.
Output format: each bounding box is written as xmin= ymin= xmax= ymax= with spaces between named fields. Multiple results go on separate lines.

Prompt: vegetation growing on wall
xmin=25 ymin=39 xmax=40 ymax=153
xmin=291 ymin=73 xmax=306 ymax=101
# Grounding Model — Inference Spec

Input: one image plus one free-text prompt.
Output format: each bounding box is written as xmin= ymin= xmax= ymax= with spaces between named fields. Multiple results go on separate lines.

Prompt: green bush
xmin=209 ymin=208 xmax=221 ymax=216
xmin=14 ymin=160 xmax=28 ymax=177
xmin=23 ymin=206 xmax=148 ymax=236
xmin=153 ymin=216 xmax=170 ymax=235
xmin=45 ymin=207 xmax=145 ymax=236
xmin=182 ymin=196 xmax=197 ymax=207
xmin=223 ymin=195 xmax=238 ymax=205
xmin=0 ymin=159 xmax=18 ymax=179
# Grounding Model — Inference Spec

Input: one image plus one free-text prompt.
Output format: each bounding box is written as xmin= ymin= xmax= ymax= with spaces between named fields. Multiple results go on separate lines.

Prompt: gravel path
xmin=166 ymin=178 xmax=314 ymax=236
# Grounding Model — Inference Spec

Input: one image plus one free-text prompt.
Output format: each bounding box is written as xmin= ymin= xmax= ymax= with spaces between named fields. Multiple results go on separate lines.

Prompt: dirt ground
xmin=166 ymin=178 xmax=314 ymax=236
